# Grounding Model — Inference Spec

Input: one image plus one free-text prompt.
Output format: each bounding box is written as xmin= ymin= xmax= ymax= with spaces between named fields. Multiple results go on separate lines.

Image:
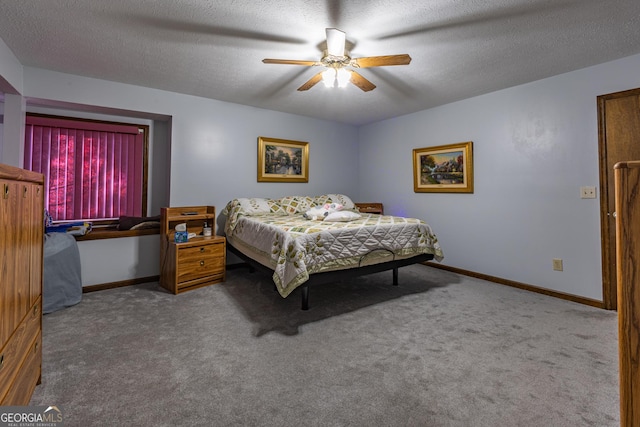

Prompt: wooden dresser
xmin=159 ymin=206 xmax=226 ymax=294
xmin=0 ymin=163 xmax=44 ymax=405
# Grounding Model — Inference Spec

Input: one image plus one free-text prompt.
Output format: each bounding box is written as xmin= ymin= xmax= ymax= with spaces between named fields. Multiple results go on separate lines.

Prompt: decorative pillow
xmin=237 ymin=197 xmax=272 ymax=214
xmin=278 ymin=196 xmax=315 ymax=214
xmin=267 ymin=199 xmax=286 ymax=214
xmin=324 ymin=210 xmax=361 ymax=222
xmin=324 ymin=194 xmax=356 ymax=210
xmin=313 ymin=194 xmax=333 ymax=206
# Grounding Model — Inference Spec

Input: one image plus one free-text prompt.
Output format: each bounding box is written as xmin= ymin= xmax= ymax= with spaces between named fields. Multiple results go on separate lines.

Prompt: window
xmin=24 ymin=114 xmax=148 ymax=223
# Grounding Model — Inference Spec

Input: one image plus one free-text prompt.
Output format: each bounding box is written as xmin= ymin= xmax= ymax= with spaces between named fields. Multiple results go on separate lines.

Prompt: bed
xmin=223 ymin=194 xmax=443 ymax=309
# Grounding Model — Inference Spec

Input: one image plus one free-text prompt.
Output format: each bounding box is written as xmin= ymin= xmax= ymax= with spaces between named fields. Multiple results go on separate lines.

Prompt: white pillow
xmin=324 ymin=210 xmax=361 ymax=222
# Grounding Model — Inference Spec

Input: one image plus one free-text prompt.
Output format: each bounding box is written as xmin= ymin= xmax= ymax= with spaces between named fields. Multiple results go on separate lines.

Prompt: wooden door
xmin=598 ymin=88 xmax=640 ymax=310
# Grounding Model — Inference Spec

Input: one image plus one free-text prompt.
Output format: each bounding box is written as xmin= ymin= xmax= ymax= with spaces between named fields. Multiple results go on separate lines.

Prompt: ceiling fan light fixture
xmin=336 ymin=68 xmax=351 ymax=88
xmin=321 ymin=69 xmax=335 ymax=87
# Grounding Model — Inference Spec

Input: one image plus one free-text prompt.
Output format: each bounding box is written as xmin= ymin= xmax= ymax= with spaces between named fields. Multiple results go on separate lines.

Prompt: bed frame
xmin=227 ymin=242 xmax=434 ymax=310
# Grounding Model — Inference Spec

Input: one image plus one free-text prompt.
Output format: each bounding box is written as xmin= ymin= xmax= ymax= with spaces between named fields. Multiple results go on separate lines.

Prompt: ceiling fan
xmin=262 ymin=28 xmax=411 ymax=92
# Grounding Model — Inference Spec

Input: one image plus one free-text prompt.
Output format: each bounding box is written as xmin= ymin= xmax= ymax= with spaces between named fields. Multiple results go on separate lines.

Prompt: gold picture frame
xmin=257 ymin=136 xmax=309 ymax=183
xmin=413 ymin=141 xmax=474 ymax=193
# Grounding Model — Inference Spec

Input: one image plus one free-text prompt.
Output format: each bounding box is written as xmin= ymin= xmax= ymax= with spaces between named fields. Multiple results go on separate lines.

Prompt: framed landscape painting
xmin=257 ymin=136 xmax=309 ymax=183
xmin=413 ymin=141 xmax=473 ymax=193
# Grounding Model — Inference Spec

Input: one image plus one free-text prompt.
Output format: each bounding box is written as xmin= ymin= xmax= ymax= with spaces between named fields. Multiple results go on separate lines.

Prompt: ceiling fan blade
xmin=262 ymin=59 xmax=320 ymax=66
xmin=297 ymin=72 xmax=324 ymax=91
xmin=326 ymin=28 xmax=346 ymax=56
xmin=350 ymin=71 xmax=376 ymax=92
xmin=354 ymin=54 xmax=412 ymax=68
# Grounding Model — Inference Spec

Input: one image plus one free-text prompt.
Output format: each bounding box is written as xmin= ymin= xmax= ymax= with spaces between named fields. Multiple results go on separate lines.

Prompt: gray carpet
xmin=30 ymin=264 xmax=619 ymax=426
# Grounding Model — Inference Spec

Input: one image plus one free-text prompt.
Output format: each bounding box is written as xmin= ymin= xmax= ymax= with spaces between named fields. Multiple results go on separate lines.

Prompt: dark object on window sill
xmin=117 ymin=215 xmax=161 ymax=231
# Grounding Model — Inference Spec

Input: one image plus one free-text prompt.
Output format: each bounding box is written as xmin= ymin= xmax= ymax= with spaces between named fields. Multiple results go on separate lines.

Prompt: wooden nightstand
xmin=159 ymin=206 xmax=226 ymax=294
xmin=355 ymin=202 xmax=384 ymax=215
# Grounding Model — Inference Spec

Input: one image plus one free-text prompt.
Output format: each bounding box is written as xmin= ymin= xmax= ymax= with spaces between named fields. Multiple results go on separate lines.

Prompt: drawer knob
xmin=200 ymin=247 xmax=205 ymax=252
xmin=200 ymin=260 xmax=205 ymax=266
xmin=0 ymin=354 xmax=4 ymax=370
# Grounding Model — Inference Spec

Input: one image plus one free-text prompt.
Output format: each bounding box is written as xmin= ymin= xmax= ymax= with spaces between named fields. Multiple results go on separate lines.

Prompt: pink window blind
xmin=24 ymin=115 xmax=144 ymax=221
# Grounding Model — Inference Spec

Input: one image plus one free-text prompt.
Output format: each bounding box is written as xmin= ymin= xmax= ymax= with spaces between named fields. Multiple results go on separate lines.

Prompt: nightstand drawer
xmin=177 ymin=242 xmax=225 ymax=284
xmin=178 ymin=242 xmax=224 ymax=261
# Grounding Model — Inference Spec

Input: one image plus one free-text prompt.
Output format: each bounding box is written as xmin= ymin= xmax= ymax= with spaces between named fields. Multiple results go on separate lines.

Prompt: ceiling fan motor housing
xmin=321 ymin=52 xmax=352 ymax=68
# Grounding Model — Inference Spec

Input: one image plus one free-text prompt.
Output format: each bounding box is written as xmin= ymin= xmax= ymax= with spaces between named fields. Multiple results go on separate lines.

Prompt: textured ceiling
xmin=0 ymin=0 xmax=639 ymax=125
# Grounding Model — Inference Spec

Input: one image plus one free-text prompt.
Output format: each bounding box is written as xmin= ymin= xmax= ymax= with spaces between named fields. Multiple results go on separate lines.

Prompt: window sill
xmin=73 ymin=227 xmax=159 ymax=241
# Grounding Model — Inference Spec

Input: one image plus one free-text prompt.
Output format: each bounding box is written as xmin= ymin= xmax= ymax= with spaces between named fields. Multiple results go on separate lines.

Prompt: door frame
xmin=597 ymin=87 xmax=640 ymax=310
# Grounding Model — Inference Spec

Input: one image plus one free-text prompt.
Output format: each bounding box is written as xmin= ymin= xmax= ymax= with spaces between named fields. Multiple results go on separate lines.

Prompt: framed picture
xmin=257 ymin=136 xmax=309 ymax=183
xmin=413 ymin=141 xmax=473 ymax=193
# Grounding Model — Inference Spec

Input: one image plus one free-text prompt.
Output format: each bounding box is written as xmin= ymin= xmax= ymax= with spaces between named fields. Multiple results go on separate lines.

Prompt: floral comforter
xmin=224 ymin=211 xmax=444 ymax=298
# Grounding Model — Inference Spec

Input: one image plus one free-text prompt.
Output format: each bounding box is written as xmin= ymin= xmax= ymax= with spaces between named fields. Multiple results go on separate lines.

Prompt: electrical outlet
xmin=553 ymin=258 xmax=563 ymax=271
xmin=580 ymin=186 xmax=597 ymax=199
